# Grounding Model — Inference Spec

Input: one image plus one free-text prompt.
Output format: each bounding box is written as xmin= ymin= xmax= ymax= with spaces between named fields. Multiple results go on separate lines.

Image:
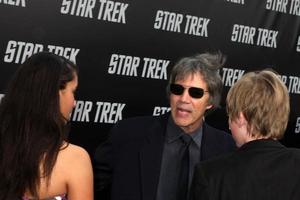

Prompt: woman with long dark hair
xmin=0 ymin=52 xmax=93 ymax=200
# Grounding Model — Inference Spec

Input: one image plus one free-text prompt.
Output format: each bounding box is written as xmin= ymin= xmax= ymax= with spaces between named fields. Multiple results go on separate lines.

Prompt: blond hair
xmin=226 ymin=70 xmax=290 ymax=139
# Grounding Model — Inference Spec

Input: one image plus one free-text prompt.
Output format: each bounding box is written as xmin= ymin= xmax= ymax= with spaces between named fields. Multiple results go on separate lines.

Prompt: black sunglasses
xmin=170 ymin=83 xmax=208 ymax=99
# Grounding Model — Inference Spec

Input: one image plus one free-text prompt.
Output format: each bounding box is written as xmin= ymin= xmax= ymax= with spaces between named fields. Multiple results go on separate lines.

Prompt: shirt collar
xmin=166 ymin=115 xmax=203 ymax=148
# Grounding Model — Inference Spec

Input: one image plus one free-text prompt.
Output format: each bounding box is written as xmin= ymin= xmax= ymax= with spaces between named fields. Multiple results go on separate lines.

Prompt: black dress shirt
xmin=156 ymin=116 xmax=203 ymax=200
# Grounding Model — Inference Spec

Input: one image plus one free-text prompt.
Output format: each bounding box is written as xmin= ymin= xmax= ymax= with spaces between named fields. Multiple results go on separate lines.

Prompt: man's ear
xmin=206 ymin=104 xmax=213 ymax=110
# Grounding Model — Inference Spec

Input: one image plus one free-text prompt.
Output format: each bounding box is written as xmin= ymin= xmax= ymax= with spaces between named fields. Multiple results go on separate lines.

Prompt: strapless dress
xmin=22 ymin=194 xmax=67 ymax=200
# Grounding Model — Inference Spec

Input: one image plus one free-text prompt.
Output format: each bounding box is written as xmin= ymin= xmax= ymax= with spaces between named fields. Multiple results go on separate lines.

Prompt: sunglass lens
xmin=189 ymin=87 xmax=204 ymax=98
xmin=170 ymin=84 xmax=184 ymax=95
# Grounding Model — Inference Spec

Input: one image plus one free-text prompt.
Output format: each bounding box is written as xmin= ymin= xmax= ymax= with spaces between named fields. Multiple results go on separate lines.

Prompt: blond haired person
xmin=191 ymin=70 xmax=300 ymax=200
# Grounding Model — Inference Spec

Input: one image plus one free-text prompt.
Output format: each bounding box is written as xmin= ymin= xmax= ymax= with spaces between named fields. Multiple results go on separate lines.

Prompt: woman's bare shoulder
xmin=58 ymin=143 xmax=94 ymax=199
xmin=58 ymin=143 xmax=91 ymax=166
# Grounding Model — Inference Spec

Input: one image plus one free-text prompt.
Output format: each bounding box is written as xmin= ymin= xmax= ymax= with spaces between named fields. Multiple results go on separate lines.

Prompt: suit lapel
xmin=139 ymin=114 xmax=168 ymax=200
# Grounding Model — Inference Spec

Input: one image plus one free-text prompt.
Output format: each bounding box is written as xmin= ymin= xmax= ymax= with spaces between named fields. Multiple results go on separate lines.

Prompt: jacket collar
xmin=239 ymin=139 xmax=285 ymax=151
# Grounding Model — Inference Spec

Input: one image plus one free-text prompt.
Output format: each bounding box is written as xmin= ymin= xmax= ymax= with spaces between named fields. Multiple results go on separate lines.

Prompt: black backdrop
xmin=1 ymin=0 xmax=300 ymax=159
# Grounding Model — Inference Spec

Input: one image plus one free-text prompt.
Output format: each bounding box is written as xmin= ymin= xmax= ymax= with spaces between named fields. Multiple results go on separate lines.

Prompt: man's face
xmin=170 ymin=73 xmax=212 ymax=133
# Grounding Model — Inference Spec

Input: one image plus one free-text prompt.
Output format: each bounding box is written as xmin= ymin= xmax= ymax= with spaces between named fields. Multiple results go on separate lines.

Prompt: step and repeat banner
xmin=0 ymin=0 xmax=300 ymax=157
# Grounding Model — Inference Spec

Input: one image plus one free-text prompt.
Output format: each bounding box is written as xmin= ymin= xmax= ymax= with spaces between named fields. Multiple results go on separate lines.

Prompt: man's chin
xmin=174 ymin=120 xmax=191 ymax=128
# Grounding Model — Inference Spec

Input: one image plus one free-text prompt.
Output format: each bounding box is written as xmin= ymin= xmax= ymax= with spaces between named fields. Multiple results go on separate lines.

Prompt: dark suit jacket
xmin=94 ymin=114 xmax=236 ymax=200
xmin=191 ymin=139 xmax=300 ymax=200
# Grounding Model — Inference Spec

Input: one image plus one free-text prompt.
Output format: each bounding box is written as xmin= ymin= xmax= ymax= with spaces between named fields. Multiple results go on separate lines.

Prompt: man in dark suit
xmin=191 ymin=70 xmax=300 ymax=200
xmin=94 ymin=52 xmax=236 ymax=200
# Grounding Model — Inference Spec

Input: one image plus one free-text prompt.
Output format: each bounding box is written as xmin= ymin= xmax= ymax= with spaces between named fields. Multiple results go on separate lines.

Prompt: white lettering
xmin=296 ymin=117 xmax=300 ymax=133
xmin=266 ymin=0 xmax=288 ymax=13
xmin=47 ymin=45 xmax=80 ymax=64
xmin=4 ymin=40 xmax=43 ymax=64
xmin=184 ymin=15 xmax=210 ymax=37
xmin=108 ymin=54 xmax=140 ymax=76
xmin=231 ymin=24 xmax=256 ymax=45
xmin=221 ymin=67 xmax=245 ymax=87
xmin=231 ymin=25 xmax=278 ymax=48
xmin=94 ymin=102 xmax=125 ymax=123
xmin=154 ymin=10 xmax=183 ymax=33
xmin=290 ymin=0 xmax=300 ymax=16
xmin=153 ymin=106 xmax=171 ymax=116
xmin=297 ymin=36 xmax=300 ymax=52
xmin=0 ymin=0 xmax=26 ymax=7
xmin=226 ymin=0 xmax=244 ymax=4
xmin=0 ymin=94 xmax=4 ymax=102
xmin=256 ymin=28 xmax=278 ymax=48
xmin=98 ymin=0 xmax=128 ymax=23
xmin=141 ymin=57 xmax=169 ymax=80
xmin=60 ymin=0 xmax=96 ymax=18
xmin=288 ymin=76 xmax=300 ymax=94
xmin=72 ymin=100 xmax=93 ymax=122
